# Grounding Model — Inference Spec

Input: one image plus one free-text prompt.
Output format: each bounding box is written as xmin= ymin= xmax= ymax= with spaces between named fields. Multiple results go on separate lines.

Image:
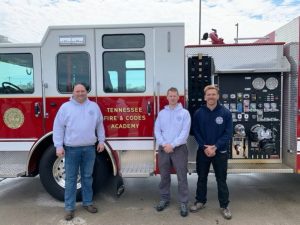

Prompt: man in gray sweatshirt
xmin=154 ymin=87 xmax=191 ymax=217
xmin=53 ymin=83 xmax=105 ymax=221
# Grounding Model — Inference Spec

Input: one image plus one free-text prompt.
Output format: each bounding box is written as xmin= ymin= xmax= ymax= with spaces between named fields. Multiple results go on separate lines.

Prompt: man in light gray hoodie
xmin=154 ymin=87 xmax=191 ymax=217
xmin=53 ymin=83 xmax=105 ymax=221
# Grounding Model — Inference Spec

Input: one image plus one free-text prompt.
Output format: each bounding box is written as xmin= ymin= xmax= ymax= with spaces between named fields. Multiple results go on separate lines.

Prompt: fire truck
xmin=0 ymin=22 xmax=299 ymax=201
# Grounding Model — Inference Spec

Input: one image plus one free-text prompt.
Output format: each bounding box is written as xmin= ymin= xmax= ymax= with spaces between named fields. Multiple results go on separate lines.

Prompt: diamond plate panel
xmin=185 ymin=44 xmax=290 ymax=73
xmin=107 ymin=140 xmax=153 ymax=151
xmin=119 ymin=150 xmax=154 ymax=177
xmin=187 ymin=135 xmax=198 ymax=164
xmin=0 ymin=151 xmax=28 ymax=164
xmin=0 ymin=151 xmax=27 ymax=177
xmin=0 ymin=164 xmax=26 ymax=177
xmin=282 ymin=43 xmax=299 ymax=170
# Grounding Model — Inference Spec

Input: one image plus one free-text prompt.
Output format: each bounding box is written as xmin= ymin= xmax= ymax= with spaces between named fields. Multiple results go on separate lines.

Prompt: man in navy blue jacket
xmin=189 ymin=85 xmax=233 ymax=220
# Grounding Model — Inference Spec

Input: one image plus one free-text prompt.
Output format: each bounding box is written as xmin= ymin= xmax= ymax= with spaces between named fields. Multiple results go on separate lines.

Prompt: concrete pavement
xmin=0 ymin=173 xmax=300 ymax=225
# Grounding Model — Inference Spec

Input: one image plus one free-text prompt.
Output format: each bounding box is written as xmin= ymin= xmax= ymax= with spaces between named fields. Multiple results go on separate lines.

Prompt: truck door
xmin=95 ymin=28 xmax=155 ymax=177
xmin=0 ymin=47 xmax=43 ymax=177
xmin=41 ymin=29 xmax=97 ymax=134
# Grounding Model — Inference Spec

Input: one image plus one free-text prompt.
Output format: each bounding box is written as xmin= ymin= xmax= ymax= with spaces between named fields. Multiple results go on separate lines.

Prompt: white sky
xmin=0 ymin=0 xmax=300 ymax=44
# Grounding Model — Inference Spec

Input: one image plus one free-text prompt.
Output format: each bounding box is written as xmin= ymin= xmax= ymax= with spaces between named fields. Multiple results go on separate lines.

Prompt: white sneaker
xmin=189 ymin=202 xmax=205 ymax=213
xmin=221 ymin=207 xmax=232 ymax=220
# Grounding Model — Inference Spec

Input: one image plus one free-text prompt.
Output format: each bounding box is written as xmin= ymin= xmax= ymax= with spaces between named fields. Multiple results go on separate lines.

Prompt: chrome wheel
xmin=52 ymin=157 xmax=81 ymax=189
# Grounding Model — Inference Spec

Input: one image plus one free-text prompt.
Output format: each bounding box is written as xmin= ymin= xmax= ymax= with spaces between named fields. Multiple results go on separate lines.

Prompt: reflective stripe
xmin=0 ymin=141 xmax=34 ymax=151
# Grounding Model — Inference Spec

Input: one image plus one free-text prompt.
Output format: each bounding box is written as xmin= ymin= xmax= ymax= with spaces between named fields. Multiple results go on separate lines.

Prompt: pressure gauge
xmin=222 ymin=93 xmax=229 ymax=100
xmin=252 ymin=77 xmax=265 ymax=90
xmin=266 ymin=77 xmax=278 ymax=90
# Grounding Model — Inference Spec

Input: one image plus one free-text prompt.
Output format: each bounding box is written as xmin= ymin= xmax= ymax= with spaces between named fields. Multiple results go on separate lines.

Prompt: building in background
xmin=0 ymin=35 xmax=10 ymax=43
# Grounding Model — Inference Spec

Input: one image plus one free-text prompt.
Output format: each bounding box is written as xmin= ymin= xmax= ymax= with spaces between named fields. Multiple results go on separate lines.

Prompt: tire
xmin=39 ymin=145 xmax=82 ymax=201
xmin=92 ymin=152 xmax=112 ymax=194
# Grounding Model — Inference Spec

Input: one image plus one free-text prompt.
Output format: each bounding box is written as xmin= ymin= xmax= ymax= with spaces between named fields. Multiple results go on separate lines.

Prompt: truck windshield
xmin=0 ymin=53 xmax=34 ymax=94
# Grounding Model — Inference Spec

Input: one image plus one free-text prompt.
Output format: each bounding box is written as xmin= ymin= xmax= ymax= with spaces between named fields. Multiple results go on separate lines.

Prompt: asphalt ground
xmin=0 ymin=173 xmax=300 ymax=225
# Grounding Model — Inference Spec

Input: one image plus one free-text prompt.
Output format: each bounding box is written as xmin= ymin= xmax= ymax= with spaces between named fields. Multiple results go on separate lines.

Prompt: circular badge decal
xmin=176 ymin=116 xmax=182 ymax=122
xmin=215 ymin=116 xmax=223 ymax=125
xmin=3 ymin=108 xmax=25 ymax=129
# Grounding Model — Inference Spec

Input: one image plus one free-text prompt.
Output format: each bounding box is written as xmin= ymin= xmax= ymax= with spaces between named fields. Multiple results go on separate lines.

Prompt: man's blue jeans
xmin=195 ymin=150 xmax=230 ymax=208
xmin=64 ymin=145 xmax=96 ymax=211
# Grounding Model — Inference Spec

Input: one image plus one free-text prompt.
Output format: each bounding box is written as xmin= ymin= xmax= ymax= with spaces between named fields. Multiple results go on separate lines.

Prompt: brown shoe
xmin=83 ymin=205 xmax=98 ymax=213
xmin=65 ymin=210 xmax=74 ymax=221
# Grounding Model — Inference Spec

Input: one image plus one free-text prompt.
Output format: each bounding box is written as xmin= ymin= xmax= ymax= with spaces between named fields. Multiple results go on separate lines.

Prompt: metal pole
xmin=235 ymin=23 xmax=239 ymax=43
xmin=199 ymin=0 xmax=202 ymax=44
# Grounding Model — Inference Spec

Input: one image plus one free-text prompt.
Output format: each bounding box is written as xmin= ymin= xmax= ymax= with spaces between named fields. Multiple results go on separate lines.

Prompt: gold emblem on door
xmin=3 ymin=108 xmax=25 ymax=129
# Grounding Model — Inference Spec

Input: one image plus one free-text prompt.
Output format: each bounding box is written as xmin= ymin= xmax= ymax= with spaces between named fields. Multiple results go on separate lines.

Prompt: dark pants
xmin=195 ymin=150 xmax=230 ymax=208
xmin=158 ymin=144 xmax=189 ymax=204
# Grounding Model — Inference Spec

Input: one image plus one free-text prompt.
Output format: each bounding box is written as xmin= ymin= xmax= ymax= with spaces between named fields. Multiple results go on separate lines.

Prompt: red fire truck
xmin=0 ymin=22 xmax=299 ymax=201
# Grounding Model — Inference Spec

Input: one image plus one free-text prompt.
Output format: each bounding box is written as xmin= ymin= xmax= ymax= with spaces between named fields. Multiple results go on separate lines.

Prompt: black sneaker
xmin=156 ymin=200 xmax=170 ymax=212
xmin=180 ymin=203 xmax=188 ymax=217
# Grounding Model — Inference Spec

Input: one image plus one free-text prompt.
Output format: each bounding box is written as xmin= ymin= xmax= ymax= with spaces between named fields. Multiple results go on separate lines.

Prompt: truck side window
xmin=103 ymin=51 xmax=145 ymax=93
xmin=0 ymin=53 xmax=34 ymax=94
xmin=102 ymin=34 xmax=145 ymax=49
xmin=57 ymin=52 xmax=91 ymax=93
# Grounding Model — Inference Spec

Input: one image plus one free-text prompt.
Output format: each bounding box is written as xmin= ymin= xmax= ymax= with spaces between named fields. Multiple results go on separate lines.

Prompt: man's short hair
xmin=167 ymin=87 xmax=179 ymax=95
xmin=73 ymin=82 xmax=89 ymax=91
xmin=204 ymin=85 xmax=219 ymax=94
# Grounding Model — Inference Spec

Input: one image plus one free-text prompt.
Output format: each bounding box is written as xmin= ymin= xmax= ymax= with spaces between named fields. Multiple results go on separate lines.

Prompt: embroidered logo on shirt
xmin=176 ymin=116 xmax=182 ymax=122
xmin=89 ymin=110 xmax=95 ymax=116
xmin=216 ymin=116 xmax=223 ymax=124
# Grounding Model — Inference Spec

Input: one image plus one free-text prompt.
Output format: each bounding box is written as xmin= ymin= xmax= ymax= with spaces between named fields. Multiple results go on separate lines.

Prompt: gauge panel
xmin=252 ymin=77 xmax=265 ymax=90
xmin=216 ymin=73 xmax=281 ymax=160
xmin=266 ymin=77 xmax=279 ymax=90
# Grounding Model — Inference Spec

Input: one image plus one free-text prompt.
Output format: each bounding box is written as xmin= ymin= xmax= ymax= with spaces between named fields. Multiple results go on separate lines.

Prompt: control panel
xmin=217 ymin=73 xmax=281 ymax=160
xmin=187 ymin=55 xmax=213 ymax=119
